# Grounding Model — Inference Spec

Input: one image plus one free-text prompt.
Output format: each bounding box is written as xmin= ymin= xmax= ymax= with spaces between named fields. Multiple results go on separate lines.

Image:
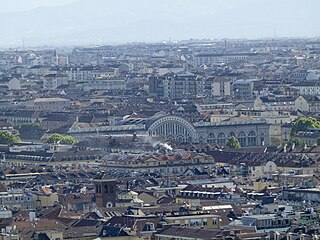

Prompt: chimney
xmin=163 ymin=150 xmax=168 ymax=160
xmin=132 ymin=132 xmax=138 ymax=142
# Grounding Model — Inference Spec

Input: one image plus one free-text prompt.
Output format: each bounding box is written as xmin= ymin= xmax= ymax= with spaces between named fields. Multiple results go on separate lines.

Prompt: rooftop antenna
xmin=22 ymin=38 xmax=25 ymax=51
xmin=101 ymin=36 xmax=104 ymax=46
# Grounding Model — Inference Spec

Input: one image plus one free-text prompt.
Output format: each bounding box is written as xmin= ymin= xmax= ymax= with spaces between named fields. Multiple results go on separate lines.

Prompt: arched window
xmin=228 ymin=132 xmax=236 ymax=138
xmin=238 ymin=131 xmax=246 ymax=147
xmin=260 ymin=133 xmax=265 ymax=146
xmin=177 ymin=135 xmax=184 ymax=143
xmin=217 ymin=132 xmax=226 ymax=146
xmin=207 ymin=133 xmax=216 ymax=144
xmin=148 ymin=116 xmax=197 ymax=144
xmin=248 ymin=131 xmax=257 ymax=146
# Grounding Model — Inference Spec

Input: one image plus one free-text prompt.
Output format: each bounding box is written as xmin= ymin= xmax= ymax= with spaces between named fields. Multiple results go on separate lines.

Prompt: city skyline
xmin=0 ymin=0 xmax=319 ymax=48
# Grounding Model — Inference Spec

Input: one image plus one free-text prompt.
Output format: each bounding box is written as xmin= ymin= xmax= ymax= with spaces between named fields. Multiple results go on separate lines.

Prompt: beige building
xmin=254 ymin=96 xmax=296 ymax=111
xmin=33 ymin=98 xmax=70 ymax=112
xmin=249 ymin=161 xmax=278 ymax=179
xmin=253 ymin=181 xmax=275 ymax=191
xmin=137 ymin=192 xmax=157 ymax=206
xmin=116 ymin=190 xmax=143 ymax=207
xmin=236 ymin=109 xmax=297 ymax=144
xmin=33 ymin=186 xmax=58 ymax=207
xmin=295 ymin=95 xmax=320 ymax=113
xmin=103 ymin=152 xmax=214 ymax=176
xmin=163 ymin=208 xmax=221 ymax=229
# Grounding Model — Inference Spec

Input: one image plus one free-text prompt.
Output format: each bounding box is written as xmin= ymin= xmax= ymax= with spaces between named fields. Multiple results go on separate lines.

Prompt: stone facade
xmin=147 ymin=115 xmax=270 ymax=147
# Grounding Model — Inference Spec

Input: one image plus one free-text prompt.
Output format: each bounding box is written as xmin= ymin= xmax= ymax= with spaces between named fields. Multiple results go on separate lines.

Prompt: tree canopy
xmin=0 ymin=130 xmax=21 ymax=145
xmin=46 ymin=133 xmax=77 ymax=145
xmin=290 ymin=137 xmax=304 ymax=147
xmin=226 ymin=136 xmax=241 ymax=149
xmin=291 ymin=117 xmax=320 ymax=136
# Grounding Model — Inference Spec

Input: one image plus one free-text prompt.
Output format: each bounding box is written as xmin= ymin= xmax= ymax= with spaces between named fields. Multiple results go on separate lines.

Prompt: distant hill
xmin=0 ymin=0 xmax=319 ymax=47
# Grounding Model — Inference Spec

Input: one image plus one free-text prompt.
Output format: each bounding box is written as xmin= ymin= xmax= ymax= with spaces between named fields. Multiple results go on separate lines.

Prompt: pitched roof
xmin=156 ymin=226 xmax=221 ymax=239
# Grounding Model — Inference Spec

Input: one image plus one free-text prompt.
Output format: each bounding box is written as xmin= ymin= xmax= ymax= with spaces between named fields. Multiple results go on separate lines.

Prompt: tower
xmin=94 ymin=179 xmax=117 ymax=208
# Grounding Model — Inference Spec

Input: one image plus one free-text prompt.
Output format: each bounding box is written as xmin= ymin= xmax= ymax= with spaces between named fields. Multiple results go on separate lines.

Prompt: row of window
xmin=201 ymin=131 xmax=264 ymax=147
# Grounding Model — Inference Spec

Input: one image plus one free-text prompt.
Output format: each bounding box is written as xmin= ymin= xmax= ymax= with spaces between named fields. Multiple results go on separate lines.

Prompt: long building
xmin=103 ymin=151 xmax=214 ymax=175
xmin=147 ymin=114 xmax=270 ymax=147
xmin=68 ymin=113 xmax=270 ymax=147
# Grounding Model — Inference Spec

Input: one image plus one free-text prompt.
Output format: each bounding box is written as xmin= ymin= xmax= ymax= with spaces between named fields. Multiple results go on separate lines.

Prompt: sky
xmin=0 ymin=0 xmax=78 ymax=12
xmin=0 ymin=0 xmax=319 ymax=47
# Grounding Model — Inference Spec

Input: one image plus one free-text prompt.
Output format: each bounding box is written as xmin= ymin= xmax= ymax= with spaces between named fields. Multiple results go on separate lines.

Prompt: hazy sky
xmin=0 ymin=0 xmax=319 ymax=47
xmin=0 ymin=0 xmax=78 ymax=12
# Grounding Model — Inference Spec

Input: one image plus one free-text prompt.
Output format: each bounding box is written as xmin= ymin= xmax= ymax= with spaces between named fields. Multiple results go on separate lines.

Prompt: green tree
xmin=291 ymin=117 xmax=320 ymax=136
xmin=46 ymin=133 xmax=62 ymax=144
xmin=60 ymin=135 xmax=77 ymax=145
xmin=290 ymin=137 xmax=304 ymax=146
xmin=46 ymin=133 xmax=77 ymax=145
xmin=226 ymin=136 xmax=241 ymax=149
xmin=0 ymin=130 xmax=21 ymax=145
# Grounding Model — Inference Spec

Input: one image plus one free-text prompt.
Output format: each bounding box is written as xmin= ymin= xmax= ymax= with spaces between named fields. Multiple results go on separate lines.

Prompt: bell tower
xmin=94 ymin=179 xmax=117 ymax=208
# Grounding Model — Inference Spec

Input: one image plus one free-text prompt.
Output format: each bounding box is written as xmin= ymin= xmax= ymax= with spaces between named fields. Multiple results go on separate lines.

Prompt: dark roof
xmin=71 ymin=219 xmax=101 ymax=228
xmin=99 ymin=225 xmax=129 ymax=238
xmin=292 ymin=81 xmax=320 ymax=87
xmin=300 ymin=95 xmax=320 ymax=102
xmin=41 ymin=113 xmax=73 ymax=122
xmin=156 ymin=226 xmax=221 ymax=239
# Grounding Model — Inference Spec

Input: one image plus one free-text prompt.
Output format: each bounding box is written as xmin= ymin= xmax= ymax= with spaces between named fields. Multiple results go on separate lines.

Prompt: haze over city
xmin=0 ymin=0 xmax=319 ymax=47
xmin=2 ymin=1 xmax=320 ymax=239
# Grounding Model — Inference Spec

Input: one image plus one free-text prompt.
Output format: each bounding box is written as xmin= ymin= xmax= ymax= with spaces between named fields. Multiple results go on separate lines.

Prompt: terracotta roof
xmin=14 ymin=218 xmax=66 ymax=233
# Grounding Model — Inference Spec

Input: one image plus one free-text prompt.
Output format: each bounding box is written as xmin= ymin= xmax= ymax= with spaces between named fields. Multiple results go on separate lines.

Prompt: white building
xmin=81 ymin=79 xmax=126 ymax=91
xmin=291 ymin=81 xmax=320 ymax=96
xmin=43 ymin=73 xmax=68 ymax=90
xmin=211 ymin=76 xmax=231 ymax=97
xmin=7 ymin=78 xmax=21 ymax=90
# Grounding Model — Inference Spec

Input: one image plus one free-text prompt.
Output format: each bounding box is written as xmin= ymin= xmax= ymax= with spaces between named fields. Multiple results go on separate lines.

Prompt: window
xmin=260 ymin=133 xmax=265 ymax=146
xmin=238 ymin=131 xmax=246 ymax=147
xmin=248 ymin=131 xmax=257 ymax=146
xmin=207 ymin=133 xmax=215 ymax=144
xmin=185 ymin=219 xmax=189 ymax=226
xmin=217 ymin=132 xmax=226 ymax=146
xmin=213 ymin=218 xmax=218 ymax=226
xmin=228 ymin=132 xmax=235 ymax=138
xmin=203 ymin=218 xmax=208 ymax=226
xmin=110 ymin=185 xmax=114 ymax=193
xmin=190 ymin=219 xmax=200 ymax=226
